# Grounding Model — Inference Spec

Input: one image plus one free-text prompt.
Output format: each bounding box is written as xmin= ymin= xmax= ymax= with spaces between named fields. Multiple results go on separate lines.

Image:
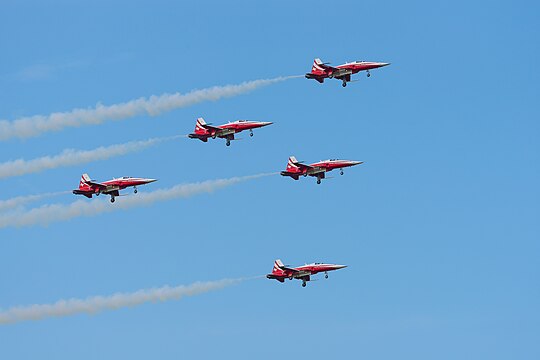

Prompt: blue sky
xmin=0 ymin=0 xmax=538 ymax=359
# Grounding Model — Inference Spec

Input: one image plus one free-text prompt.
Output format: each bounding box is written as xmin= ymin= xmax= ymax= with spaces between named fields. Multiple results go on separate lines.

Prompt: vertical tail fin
xmin=195 ymin=117 xmax=207 ymax=133
xmin=286 ymin=156 xmax=299 ymax=171
xmin=312 ymin=58 xmax=325 ymax=73
xmin=79 ymin=173 xmax=91 ymax=190
xmin=273 ymin=259 xmax=285 ymax=274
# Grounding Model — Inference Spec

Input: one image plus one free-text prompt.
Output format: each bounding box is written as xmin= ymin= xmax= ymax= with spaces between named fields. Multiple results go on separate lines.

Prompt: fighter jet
xmin=73 ymin=174 xmax=157 ymax=203
xmin=267 ymin=259 xmax=347 ymax=287
xmin=280 ymin=156 xmax=363 ymax=184
xmin=305 ymin=58 xmax=390 ymax=87
xmin=188 ymin=117 xmax=273 ymax=146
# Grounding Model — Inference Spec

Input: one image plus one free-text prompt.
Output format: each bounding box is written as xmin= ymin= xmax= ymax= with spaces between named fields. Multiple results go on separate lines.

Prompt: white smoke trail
xmin=0 ymin=173 xmax=274 ymax=228
xmin=0 ymin=191 xmax=69 ymax=212
xmin=0 ymin=135 xmax=180 ymax=179
xmin=0 ymin=76 xmax=298 ymax=141
xmin=0 ymin=278 xmax=243 ymax=324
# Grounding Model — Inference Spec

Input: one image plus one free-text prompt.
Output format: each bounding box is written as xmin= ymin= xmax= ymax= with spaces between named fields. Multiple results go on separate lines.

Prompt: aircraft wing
xmin=297 ymin=163 xmax=314 ymax=171
xmin=86 ymin=180 xmax=107 ymax=189
xmin=201 ymin=124 xmax=222 ymax=132
xmin=290 ymin=160 xmax=314 ymax=171
xmin=277 ymin=263 xmax=301 ymax=273
xmin=322 ymin=63 xmax=338 ymax=71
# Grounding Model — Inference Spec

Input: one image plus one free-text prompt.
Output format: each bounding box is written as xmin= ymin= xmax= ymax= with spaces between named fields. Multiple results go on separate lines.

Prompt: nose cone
xmin=259 ymin=121 xmax=273 ymax=127
xmin=376 ymin=62 xmax=391 ymax=68
xmin=144 ymin=178 xmax=158 ymax=184
xmin=349 ymin=161 xmax=364 ymax=166
xmin=333 ymin=265 xmax=347 ymax=270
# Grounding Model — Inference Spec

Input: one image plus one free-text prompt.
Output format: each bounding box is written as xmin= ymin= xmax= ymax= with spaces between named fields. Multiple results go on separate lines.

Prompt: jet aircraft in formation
xmin=267 ymin=259 xmax=347 ymax=287
xmin=72 ymin=174 xmax=157 ymax=203
xmin=188 ymin=117 xmax=273 ymax=146
xmin=281 ymin=156 xmax=363 ymax=184
xmin=23 ymin=56 xmax=383 ymax=294
xmin=305 ymin=58 xmax=390 ymax=87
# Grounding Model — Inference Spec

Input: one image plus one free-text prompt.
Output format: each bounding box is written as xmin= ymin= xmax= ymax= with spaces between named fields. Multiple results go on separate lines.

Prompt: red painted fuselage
xmin=188 ymin=118 xmax=272 ymax=146
xmin=267 ymin=259 xmax=347 ymax=287
xmin=306 ymin=58 xmax=390 ymax=87
xmin=281 ymin=156 xmax=363 ymax=184
xmin=73 ymin=174 xmax=157 ymax=203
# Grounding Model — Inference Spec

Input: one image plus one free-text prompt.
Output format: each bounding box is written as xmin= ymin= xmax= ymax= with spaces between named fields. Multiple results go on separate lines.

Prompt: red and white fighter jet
xmin=281 ymin=156 xmax=363 ymax=184
xmin=305 ymin=58 xmax=390 ymax=87
xmin=188 ymin=117 xmax=273 ymax=146
xmin=73 ymin=173 xmax=157 ymax=203
xmin=267 ymin=259 xmax=347 ymax=287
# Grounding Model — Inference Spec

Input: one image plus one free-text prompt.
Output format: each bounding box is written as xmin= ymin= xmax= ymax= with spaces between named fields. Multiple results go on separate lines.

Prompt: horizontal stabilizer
xmin=72 ymin=190 xmax=93 ymax=199
xmin=280 ymin=171 xmax=300 ymax=180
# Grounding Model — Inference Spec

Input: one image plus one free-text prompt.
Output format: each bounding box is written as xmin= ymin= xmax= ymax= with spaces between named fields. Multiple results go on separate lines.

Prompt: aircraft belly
xmin=293 ymin=271 xmax=311 ymax=279
xmin=102 ymin=186 xmax=120 ymax=193
xmin=307 ymin=168 xmax=325 ymax=175
xmin=218 ymin=129 xmax=235 ymax=137
xmin=334 ymin=69 xmax=353 ymax=79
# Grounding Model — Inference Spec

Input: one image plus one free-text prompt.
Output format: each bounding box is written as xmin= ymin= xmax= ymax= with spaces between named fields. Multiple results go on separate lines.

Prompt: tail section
xmin=188 ymin=118 xmax=211 ymax=141
xmin=73 ymin=173 xmax=93 ymax=198
xmin=280 ymin=156 xmax=301 ymax=180
xmin=311 ymin=58 xmax=325 ymax=73
xmin=286 ymin=156 xmax=300 ymax=172
xmin=194 ymin=117 xmax=208 ymax=133
xmin=272 ymin=259 xmax=285 ymax=275
xmin=80 ymin=173 xmax=91 ymax=189
xmin=305 ymin=58 xmax=326 ymax=82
